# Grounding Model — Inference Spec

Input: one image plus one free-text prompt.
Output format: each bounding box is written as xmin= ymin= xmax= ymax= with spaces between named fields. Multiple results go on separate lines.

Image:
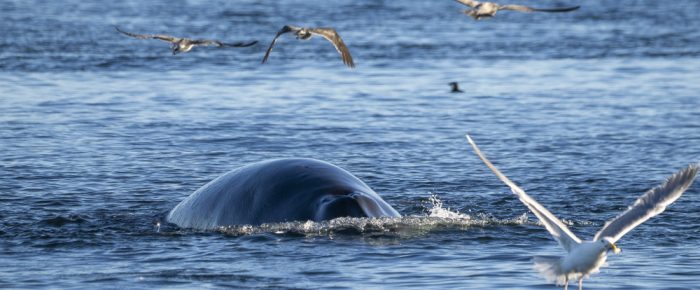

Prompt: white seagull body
xmin=261 ymin=25 xmax=355 ymax=68
xmin=455 ymin=0 xmax=580 ymax=20
xmin=465 ymin=135 xmax=699 ymax=289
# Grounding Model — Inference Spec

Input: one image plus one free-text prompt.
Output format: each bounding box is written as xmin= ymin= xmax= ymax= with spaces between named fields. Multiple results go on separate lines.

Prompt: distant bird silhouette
xmin=449 ymin=82 xmax=464 ymax=93
xmin=455 ymin=0 xmax=580 ymax=20
xmin=261 ymin=25 xmax=355 ymax=68
xmin=115 ymin=27 xmax=257 ymax=55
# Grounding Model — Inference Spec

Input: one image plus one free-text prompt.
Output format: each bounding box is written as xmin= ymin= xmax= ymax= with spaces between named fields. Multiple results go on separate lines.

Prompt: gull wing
xmin=189 ymin=39 xmax=224 ymax=47
xmin=466 ymin=135 xmax=582 ymax=252
xmin=499 ymin=4 xmax=580 ymax=13
xmin=594 ymin=163 xmax=699 ymax=243
xmin=309 ymin=28 xmax=355 ymax=68
xmin=115 ymin=27 xmax=178 ymax=43
xmin=190 ymin=39 xmax=257 ymax=47
xmin=219 ymin=40 xmax=258 ymax=47
xmin=261 ymin=25 xmax=299 ymax=64
xmin=454 ymin=0 xmax=480 ymax=8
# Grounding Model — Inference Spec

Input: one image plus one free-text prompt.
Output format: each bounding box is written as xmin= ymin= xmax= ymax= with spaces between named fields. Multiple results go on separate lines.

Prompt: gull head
xmin=171 ymin=45 xmax=180 ymax=55
xmin=601 ymin=237 xmax=622 ymax=254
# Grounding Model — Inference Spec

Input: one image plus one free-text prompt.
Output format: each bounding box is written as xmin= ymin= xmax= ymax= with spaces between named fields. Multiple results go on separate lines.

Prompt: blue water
xmin=2 ymin=0 xmax=700 ymax=289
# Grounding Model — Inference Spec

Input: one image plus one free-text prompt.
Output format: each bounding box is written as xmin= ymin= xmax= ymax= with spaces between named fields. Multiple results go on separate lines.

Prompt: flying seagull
xmin=455 ymin=0 xmax=580 ymax=20
xmin=261 ymin=25 xmax=355 ymax=68
xmin=465 ymin=134 xmax=698 ymax=290
xmin=449 ymin=82 xmax=464 ymax=93
xmin=115 ymin=27 xmax=257 ymax=55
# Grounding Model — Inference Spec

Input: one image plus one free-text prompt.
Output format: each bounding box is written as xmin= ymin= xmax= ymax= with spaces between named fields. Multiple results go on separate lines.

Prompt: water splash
xmin=426 ymin=194 xmax=471 ymax=219
xmin=183 ymin=195 xmax=537 ymax=237
xmin=152 ymin=194 xmax=594 ymax=238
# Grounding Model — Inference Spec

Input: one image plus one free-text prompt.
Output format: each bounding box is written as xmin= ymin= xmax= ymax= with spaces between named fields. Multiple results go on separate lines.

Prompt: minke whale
xmin=167 ymin=158 xmax=400 ymax=229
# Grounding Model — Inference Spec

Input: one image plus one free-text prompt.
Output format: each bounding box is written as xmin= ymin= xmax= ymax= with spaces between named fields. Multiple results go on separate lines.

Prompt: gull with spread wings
xmin=465 ymin=135 xmax=698 ymax=290
xmin=115 ymin=27 xmax=257 ymax=55
xmin=455 ymin=0 xmax=580 ymax=20
xmin=261 ymin=25 xmax=355 ymax=68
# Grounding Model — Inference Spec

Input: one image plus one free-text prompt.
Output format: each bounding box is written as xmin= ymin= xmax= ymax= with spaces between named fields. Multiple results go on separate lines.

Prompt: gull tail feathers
xmin=533 ymin=256 xmax=567 ymax=286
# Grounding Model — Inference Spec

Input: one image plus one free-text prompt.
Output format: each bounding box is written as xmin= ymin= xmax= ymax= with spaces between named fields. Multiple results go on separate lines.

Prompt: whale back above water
xmin=167 ymin=158 xmax=400 ymax=229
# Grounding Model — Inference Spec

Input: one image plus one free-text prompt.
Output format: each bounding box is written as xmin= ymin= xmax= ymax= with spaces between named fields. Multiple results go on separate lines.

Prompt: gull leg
xmin=578 ymin=278 xmax=583 ymax=290
xmin=564 ymin=277 xmax=568 ymax=290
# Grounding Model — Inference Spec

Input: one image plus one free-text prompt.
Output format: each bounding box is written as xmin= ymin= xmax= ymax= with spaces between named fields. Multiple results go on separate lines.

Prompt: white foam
xmin=158 ymin=194 xmax=597 ymax=236
xmin=198 ymin=195 xmax=543 ymax=236
xmin=426 ymin=194 xmax=471 ymax=219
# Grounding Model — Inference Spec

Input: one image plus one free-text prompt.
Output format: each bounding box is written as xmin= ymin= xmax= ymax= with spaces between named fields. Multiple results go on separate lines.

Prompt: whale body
xmin=167 ymin=158 xmax=401 ymax=229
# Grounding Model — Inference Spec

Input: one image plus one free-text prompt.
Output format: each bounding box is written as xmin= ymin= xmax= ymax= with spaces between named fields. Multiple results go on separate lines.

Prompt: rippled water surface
xmin=2 ymin=0 xmax=700 ymax=289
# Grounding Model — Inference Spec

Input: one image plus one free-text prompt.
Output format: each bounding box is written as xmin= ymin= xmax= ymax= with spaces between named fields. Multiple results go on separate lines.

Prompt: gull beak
xmin=610 ymin=242 xmax=621 ymax=254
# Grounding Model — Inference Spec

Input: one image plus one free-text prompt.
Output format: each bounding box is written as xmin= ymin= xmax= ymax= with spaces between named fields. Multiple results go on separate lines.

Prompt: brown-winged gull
xmin=455 ymin=0 xmax=580 ymax=20
xmin=261 ymin=25 xmax=355 ymax=68
xmin=115 ymin=27 xmax=257 ymax=55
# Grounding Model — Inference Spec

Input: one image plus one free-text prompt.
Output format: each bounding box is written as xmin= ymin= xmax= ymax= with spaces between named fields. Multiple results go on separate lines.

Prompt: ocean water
xmin=2 ymin=0 xmax=700 ymax=289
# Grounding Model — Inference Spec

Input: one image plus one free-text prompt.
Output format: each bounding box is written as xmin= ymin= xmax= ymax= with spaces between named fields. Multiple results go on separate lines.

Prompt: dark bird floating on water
xmin=455 ymin=0 xmax=580 ymax=20
xmin=449 ymin=82 xmax=464 ymax=93
xmin=261 ymin=25 xmax=355 ymax=68
xmin=115 ymin=27 xmax=257 ymax=55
